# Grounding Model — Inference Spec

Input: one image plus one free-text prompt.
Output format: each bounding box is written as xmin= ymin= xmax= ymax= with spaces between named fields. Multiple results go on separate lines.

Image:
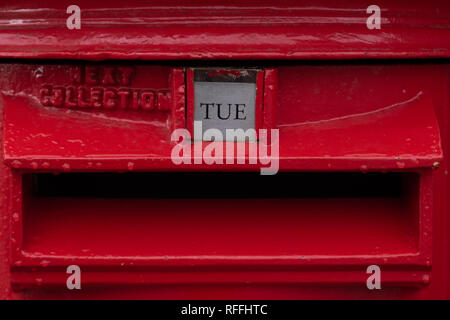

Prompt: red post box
xmin=0 ymin=0 xmax=449 ymax=300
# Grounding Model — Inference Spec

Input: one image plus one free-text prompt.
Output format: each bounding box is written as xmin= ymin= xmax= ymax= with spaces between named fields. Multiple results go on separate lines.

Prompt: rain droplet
xmin=11 ymin=160 xmax=22 ymax=169
xmin=396 ymin=161 xmax=406 ymax=169
xmin=35 ymin=278 xmax=43 ymax=286
xmin=40 ymin=260 xmax=50 ymax=267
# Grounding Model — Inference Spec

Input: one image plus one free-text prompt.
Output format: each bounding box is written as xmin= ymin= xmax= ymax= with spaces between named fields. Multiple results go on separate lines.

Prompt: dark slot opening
xmin=22 ymin=171 xmax=420 ymax=256
xmin=30 ymin=172 xmax=413 ymax=198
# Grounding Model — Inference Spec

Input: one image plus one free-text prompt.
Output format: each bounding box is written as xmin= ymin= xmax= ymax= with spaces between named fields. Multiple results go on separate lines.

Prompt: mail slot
xmin=21 ymin=171 xmax=421 ymax=257
xmin=0 ymin=1 xmax=449 ymax=300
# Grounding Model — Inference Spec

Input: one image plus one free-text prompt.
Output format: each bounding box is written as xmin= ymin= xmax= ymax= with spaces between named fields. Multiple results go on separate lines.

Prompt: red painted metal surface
xmin=0 ymin=0 xmax=449 ymax=60
xmin=0 ymin=1 xmax=449 ymax=300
